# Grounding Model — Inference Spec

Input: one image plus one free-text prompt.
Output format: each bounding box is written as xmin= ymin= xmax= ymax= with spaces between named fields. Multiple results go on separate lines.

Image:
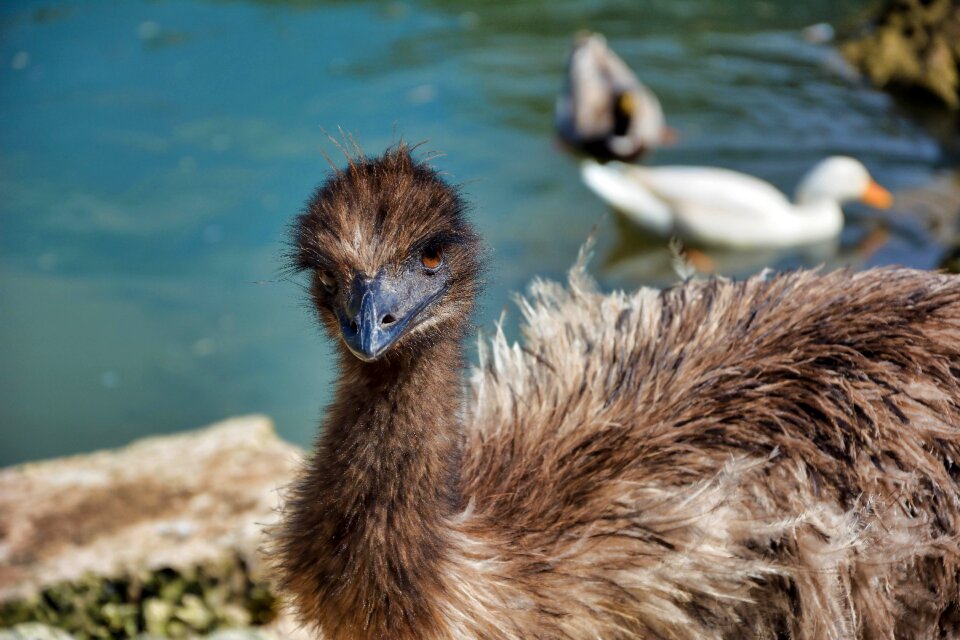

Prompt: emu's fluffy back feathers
xmin=460 ymin=260 xmax=960 ymax=639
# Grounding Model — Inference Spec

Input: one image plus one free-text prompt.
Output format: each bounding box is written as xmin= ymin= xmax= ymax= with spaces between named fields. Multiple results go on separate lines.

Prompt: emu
xmin=276 ymin=145 xmax=960 ymax=639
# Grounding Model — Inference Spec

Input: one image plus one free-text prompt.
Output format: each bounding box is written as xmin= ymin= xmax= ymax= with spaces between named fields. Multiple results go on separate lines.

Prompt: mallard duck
xmin=582 ymin=156 xmax=893 ymax=248
xmin=556 ymin=32 xmax=673 ymax=161
xmin=275 ymin=145 xmax=960 ymax=640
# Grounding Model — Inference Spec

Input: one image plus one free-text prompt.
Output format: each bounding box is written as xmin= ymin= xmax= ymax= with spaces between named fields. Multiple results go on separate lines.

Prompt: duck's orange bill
xmin=660 ymin=126 xmax=680 ymax=146
xmin=862 ymin=180 xmax=893 ymax=209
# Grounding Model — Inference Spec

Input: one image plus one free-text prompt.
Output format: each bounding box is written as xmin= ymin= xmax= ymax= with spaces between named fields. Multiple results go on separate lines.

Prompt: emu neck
xmin=300 ymin=338 xmax=466 ymax=635
xmin=324 ymin=341 xmax=464 ymax=514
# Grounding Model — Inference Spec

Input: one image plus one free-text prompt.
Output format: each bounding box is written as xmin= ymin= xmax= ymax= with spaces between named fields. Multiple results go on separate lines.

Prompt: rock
xmin=0 ymin=624 xmax=293 ymax=640
xmin=802 ymin=22 xmax=835 ymax=44
xmin=0 ymin=623 xmax=75 ymax=640
xmin=841 ymin=0 xmax=960 ymax=108
xmin=173 ymin=594 xmax=214 ymax=632
xmin=0 ymin=416 xmax=314 ymax=639
xmin=143 ymin=599 xmax=174 ymax=635
xmin=206 ymin=631 xmax=276 ymax=640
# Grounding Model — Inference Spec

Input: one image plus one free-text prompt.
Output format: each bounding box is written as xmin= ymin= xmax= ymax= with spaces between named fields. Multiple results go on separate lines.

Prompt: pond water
xmin=2 ymin=0 xmax=957 ymax=465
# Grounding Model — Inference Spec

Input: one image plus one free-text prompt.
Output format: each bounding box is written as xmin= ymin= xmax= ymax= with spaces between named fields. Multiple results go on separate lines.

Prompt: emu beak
xmin=340 ymin=275 xmax=403 ymax=362
xmin=339 ymin=271 xmax=442 ymax=362
xmin=862 ymin=179 xmax=893 ymax=209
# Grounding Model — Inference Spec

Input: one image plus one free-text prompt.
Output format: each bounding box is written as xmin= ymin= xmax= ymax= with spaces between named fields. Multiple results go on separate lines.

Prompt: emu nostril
xmin=381 ymin=314 xmax=396 ymax=326
xmin=349 ymin=320 xmax=358 ymax=334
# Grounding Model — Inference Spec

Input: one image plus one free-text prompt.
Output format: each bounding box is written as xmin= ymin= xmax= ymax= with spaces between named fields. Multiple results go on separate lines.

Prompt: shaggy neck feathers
xmin=326 ymin=340 xmax=465 ymax=519
xmin=280 ymin=337 xmax=466 ymax=638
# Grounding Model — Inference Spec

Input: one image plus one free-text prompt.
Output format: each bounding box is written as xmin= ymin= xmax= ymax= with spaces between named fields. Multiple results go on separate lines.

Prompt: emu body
xmin=277 ymin=147 xmax=960 ymax=639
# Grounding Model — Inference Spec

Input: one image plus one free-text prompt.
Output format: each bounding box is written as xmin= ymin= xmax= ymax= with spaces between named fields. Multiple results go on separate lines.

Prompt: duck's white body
xmin=582 ymin=157 xmax=890 ymax=249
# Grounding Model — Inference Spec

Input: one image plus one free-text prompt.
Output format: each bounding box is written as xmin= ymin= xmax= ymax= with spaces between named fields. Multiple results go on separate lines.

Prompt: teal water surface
xmin=1 ymin=0 xmax=956 ymax=465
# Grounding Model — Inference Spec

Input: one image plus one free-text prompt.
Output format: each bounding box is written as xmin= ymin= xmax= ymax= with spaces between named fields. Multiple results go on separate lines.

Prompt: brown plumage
xmin=275 ymin=144 xmax=960 ymax=639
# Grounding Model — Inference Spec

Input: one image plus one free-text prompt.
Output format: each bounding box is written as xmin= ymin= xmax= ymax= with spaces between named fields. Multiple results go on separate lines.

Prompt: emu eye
xmin=318 ymin=270 xmax=336 ymax=290
xmin=421 ymin=246 xmax=443 ymax=271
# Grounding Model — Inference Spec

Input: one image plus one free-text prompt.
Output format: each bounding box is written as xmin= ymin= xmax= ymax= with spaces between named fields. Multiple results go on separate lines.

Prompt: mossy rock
xmin=0 ymin=623 xmax=76 ymax=640
xmin=0 ymin=625 xmax=280 ymax=640
xmin=0 ymin=557 xmax=277 ymax=640
xmin=842 ymin=0 xmax=960 ymax=108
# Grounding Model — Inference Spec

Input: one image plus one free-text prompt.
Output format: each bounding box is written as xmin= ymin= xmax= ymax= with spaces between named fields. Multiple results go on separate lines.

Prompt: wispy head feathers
xmin=290 ymin=143 xmax=480 ymax=278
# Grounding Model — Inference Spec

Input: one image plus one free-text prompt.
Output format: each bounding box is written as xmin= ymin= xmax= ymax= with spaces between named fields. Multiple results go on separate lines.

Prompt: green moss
xmin=842 ymin=0 xmax=960 ymax=108
xmin=0 ymin=556 xmax=277 ymax=639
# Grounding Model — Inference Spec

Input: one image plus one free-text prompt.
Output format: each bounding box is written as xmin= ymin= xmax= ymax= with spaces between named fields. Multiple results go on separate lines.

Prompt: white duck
xmin=581 ymin=156 xmax=893 ymax=248
xmin=556 ymin=32 xmax=674 ymax=161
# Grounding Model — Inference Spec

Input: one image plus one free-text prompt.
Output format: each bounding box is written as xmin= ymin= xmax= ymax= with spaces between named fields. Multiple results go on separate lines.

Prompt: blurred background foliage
xmin=1 ymin=0 xmax=957 ymax=465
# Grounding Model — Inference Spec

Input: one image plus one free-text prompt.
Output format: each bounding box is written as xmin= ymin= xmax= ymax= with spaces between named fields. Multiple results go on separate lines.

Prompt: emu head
xmin=291 ymin=145 xmax=482 ymax=363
